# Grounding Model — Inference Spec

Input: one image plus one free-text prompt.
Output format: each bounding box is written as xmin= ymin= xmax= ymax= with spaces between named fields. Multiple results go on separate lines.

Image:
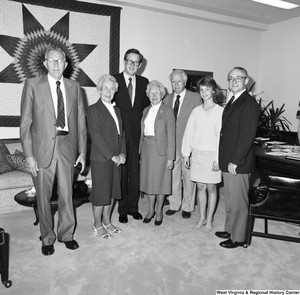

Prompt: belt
xmin=56 ymin=130 xmax=69 ymax=136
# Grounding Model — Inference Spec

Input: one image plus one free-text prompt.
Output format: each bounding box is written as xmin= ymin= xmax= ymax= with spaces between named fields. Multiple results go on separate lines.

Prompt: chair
xmin=0 ymin=228 xmax=12 ymax=288
xmin=246 ymin=174 xmax=300 ymax=246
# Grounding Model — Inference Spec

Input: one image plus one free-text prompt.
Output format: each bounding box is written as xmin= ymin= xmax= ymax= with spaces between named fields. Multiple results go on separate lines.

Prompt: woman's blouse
xmin=102 ymin=100 xmax=120 ymax=134
xmin=144 ymin=102 xmax=162 ymax=136
xmin=182 ymin=104 xmax=223 ymax=161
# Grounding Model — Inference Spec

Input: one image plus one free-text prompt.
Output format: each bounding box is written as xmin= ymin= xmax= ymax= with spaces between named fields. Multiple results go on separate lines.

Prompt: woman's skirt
xmin=190 ymin=149 xmax=221 ymax=184
xmin=140 ymin=136 xmax=172 ymax=195
xmin=89 ymin=159 xmax=122 ymax=206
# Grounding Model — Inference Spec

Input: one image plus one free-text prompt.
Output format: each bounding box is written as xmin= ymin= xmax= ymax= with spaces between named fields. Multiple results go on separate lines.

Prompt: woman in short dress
xmin=139 ymin=80 xmax=176 ymax=226
xmin=87 ymin=74 xmax=126 ymax=239
xmin=182 ymin=76 xmax=223 ymax=232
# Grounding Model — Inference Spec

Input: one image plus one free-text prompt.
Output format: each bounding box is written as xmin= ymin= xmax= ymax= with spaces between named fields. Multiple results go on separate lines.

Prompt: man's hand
xmin=75 ymin=153 xmax=86 ymax=173
xmin=228 ymin=162 xmax=237 ymax=175
xmin=26 ymin=156 xmax=39 ymax=177
xmin=166 ymin=160 xmax=174 ymax=170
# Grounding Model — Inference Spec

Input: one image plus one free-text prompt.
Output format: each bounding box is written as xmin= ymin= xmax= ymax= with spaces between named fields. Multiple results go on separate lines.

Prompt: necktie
xmin=174 ymin=95 xmax=180 ymax=119
xmin=128 ymin=78 xmax=133 ymax=104
xmin=223 ymin=95 xmax=235 ymax=117
xmin=56 ymin=81 xmax=65 ymax=129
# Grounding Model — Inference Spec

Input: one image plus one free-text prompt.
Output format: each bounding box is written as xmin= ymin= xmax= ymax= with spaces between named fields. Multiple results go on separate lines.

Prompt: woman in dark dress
xmin=87 ymin=74 xmax=126 ymax=239
xmin=139 ymin=80 xmax=176 ymax=226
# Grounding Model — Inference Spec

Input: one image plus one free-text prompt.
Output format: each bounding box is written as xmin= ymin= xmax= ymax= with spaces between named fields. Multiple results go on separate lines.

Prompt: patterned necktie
xmin=128 ymin=77 xmax=133 ymax=104
xmin=56 ymin=81 xmax=65 ymax=128
xmin=174 ymin=95 xmax=180 ymax=119
xmin=223 ymin=95 xmax=235 ymax=117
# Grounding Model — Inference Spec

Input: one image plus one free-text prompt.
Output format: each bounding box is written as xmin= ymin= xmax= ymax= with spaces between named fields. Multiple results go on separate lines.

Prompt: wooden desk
xmin=255 ymin=145 xmax=300 ymax=184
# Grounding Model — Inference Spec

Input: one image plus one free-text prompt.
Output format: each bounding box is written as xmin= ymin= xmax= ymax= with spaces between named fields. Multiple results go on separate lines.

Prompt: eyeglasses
xmin=125 ymin=59 xmax=140 ymax=67
xmin=46 ymin=58 xmax=65 ymax=65
xmin=227 ymin=76 xmax=247 ymax=83
xmin=102 ymin=86 xmax=116 ymax=93
xmin=149 ymin=91 xmax=162 ymax=97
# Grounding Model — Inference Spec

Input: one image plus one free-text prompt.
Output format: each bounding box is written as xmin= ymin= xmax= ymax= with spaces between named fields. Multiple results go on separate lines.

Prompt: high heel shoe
xmin=143 ymin=213 xmax=155 ymax=223
xmin=92 ymin=226 xmax=113 ymax=239
xmin=102 ymin=223 xmax=123 ymax=234
xmin=154 ymin=218 xmax=163 ymax=226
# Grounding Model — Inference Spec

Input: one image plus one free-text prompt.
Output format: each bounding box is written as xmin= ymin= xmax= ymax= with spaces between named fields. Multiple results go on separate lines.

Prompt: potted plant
xmin=256 ymin=98 xmax=291 ymax=140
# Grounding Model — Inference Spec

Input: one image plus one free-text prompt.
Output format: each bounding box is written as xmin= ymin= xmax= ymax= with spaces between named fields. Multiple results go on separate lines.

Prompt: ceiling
xmin=154 ymin=0 xmax=300 ymax=25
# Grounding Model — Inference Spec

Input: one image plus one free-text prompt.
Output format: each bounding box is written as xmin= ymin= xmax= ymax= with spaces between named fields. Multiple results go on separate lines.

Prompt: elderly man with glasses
xmin=215 ymin=67 xmax=260 ymax=249
xmin=113 ymin=48 xmax=150 ymax=224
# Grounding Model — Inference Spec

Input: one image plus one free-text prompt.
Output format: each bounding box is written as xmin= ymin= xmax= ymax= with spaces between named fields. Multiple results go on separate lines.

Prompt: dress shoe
xmin=154 ymin=218 xmax=163 ymax=226
xmin=59 ymin=239 xmax=79 ymax=250
xmin=143 ymin=214 xmax=155 ymax=223
xmin=165 ymin=209 xmax=177 ymax=216
xmin=119 ymin=214 xmax=128 ymax=223
xmin=41 ymin=245 xmax=54 ymax=256
xmin=128 ymin=212 xmax=143 ymax=220
xmin=182 ymin=211 xmax=191 ymax=219
xmin=219 ymin=238 xmax=245 ymax=249
xmin=215 ymin=231 xmax=231 ymax=239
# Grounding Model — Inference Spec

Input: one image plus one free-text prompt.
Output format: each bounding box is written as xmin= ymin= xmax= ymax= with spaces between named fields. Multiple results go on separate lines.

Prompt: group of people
xmin=20 ymin=46 xmax=260 ymax=256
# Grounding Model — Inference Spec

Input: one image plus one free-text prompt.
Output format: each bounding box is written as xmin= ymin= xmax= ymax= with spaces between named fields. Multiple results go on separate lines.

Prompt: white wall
xmin=261 ymin=17 xmax=300 ymax=131
xmin=118 ymin=5 xmax=262 ymax=95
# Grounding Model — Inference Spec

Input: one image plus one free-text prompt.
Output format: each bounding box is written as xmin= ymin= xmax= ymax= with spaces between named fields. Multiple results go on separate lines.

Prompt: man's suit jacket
xmin=87 ymin=99 xmax=126 ymax=162
xmin=219 ymin=91 xmax=260 ymax=174
xmin=163 ymin=90 xmax=201 ymax=158
xmin=113 ymin=73 xmax=150 ymax=146
xmin=139 ymin=103 xmax=176 ymax=160
xmin=20 ymin=75 xmax=87 ymax=168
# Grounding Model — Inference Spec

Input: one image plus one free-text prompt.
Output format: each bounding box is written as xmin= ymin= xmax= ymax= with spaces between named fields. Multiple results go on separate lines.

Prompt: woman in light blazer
xmin=139 ymin=80 xmax=176 ymax=226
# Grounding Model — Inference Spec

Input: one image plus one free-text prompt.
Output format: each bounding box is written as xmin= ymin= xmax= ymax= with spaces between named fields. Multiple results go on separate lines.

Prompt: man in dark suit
xmin=20 ymin=47 xmax=87 ymax=255
xmin=215 ymin=67 xmax=260 ymax=249
xmin=113 ymin=48 xmax=150 ymax=223
xmin=163 ymin=69 xmax=201 ymax=219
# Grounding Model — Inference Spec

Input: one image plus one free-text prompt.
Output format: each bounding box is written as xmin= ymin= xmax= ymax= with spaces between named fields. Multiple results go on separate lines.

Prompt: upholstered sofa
xmin=0 ymin=139 xmax=33 ymax=214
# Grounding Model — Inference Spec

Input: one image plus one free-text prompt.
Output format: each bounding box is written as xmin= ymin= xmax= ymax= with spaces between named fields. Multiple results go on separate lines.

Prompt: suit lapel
xmin=64 ymin=78 xmax=73 ymax=118
xmin=39 ymin=75 xmax=55 ymax=117
xmin=177 ymin=91 xmax=191 ymax=121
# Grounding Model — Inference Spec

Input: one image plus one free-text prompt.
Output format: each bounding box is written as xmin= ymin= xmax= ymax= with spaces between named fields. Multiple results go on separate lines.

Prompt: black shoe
xmin=215 ymin=231 xmax=231 ymax=239
xmin=41 ymin=245 xmax=54 ymax=256
xmin=59 ymin=240 xmax=79 ymax=250
xmin=182 ymin=211 xmax=191 ymax=219
xmin=143 ymin=214 xmax=155 ymax=223
xmin=165 ymin=209 xmax=177 ymax=216
xmin=128 ymin=212 xmax=143 ymax=220
xmin=119 ymin=214 xmax=128 ymax=223
xmin=219 ymin=238 xmax=245 ymax=249
xmin=155 ymin=218 xmax=163 ymax=226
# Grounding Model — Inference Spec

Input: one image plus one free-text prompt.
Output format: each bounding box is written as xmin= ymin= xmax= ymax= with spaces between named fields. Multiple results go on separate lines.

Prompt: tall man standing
xmin=215 ymin=67 xmax=260 ymax=249
xmin=113 ymin=48 xmax=150 ymax=223
xmin=164 ymin=69 xmax=201 ymax=219
xmin=20 ymin=47 xmax=87 ymax=255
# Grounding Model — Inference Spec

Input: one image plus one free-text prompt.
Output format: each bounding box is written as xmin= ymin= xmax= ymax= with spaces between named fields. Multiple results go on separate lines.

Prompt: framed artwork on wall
xmin=174 ymin=69 xmax=213 ymax=93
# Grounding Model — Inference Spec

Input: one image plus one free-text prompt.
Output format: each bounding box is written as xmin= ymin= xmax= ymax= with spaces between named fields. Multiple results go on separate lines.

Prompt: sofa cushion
xmin=5 ymin=152 xmax=30 ymax=173
xmin=0 ymin=139 xmax=14 ymax=175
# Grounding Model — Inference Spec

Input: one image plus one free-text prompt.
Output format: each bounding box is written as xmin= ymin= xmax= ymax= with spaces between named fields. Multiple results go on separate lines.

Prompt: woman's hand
xmin=183 ymin=156 xmax=190 ymax=169
xmin=212 ymin=161 xmax=219 ymax=171
xmin=166 ymin=160 xmax=174 ymax=170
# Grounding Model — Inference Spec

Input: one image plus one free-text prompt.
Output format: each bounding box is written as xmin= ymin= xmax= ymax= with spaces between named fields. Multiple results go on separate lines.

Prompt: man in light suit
xmin=215 ymin=67 xmax=260 ymax=249
xmin=113 ymin=49 xmax=150 ymax=224
xmin=20 ymin=47 xmax=87 ymax=256
xmin=164 ymin=69 xmax=202 ymax=219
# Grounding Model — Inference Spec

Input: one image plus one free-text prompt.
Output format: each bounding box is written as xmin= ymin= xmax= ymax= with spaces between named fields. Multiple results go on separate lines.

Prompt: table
xmin=14 ymin=180 xmax=90 ymax=226
xmin=255 ymin=145 xmax=300 ymax=184
xmin=0 ymin=228 xmax=12 ymax=288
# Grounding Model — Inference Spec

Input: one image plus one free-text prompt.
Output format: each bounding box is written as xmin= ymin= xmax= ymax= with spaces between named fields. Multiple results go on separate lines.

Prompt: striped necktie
xmin=128 ymin=77 xmax=133 ymax=104
xmin=56 ymin=81 xmax=65 ymax=129
xmin=174 ymin=95 xmax=180 ymax=119
xmin=223 ymin=95 xmax=235 ymax=117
